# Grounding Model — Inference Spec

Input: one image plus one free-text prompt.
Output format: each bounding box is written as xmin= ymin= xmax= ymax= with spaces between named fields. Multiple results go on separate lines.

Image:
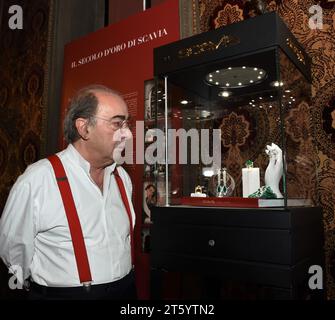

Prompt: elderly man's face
xmin=86 ymin=91 xmax=132 ymax=164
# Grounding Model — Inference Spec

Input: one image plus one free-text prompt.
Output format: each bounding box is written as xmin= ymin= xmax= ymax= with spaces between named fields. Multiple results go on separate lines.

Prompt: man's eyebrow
xmin=111 ymin=115 xmax=128 ymax=120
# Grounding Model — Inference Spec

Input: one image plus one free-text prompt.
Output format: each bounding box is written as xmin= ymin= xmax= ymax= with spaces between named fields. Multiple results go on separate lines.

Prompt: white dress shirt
xmin=0 ymin=144 xmax=135 ymax=287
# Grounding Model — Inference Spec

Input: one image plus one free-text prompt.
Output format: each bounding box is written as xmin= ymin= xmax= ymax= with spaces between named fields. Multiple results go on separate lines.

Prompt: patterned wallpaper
xmin=196 ymin=0 xmax=335 ymax=299
xmin=0 ymin=0 xmax=51 ymax=298
xmin=0 ymin=0 xmax=50 ymax=214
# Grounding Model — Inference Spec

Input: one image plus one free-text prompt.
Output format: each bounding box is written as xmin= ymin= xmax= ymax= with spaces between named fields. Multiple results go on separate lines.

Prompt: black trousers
xmin=28 ymin=271 xmax=137 ymax=300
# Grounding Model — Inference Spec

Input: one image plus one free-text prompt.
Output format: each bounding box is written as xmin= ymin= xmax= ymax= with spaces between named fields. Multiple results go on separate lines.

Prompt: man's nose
xmin=120 ymin=127 xmax=133 ymax=140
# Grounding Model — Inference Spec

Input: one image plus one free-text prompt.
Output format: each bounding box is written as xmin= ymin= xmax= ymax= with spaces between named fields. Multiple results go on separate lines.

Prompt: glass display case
xmin=152 ymin=12 xmax=317 ymax=209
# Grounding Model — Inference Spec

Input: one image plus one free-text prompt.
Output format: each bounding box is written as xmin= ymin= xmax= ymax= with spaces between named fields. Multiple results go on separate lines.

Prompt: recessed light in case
xmin=205 ymin=66 xmax=267 ymax=88
xmin=271 ymin=81 xmax=284 ymax=87
xmin=218 ymin=91 xmax=231 ymax=98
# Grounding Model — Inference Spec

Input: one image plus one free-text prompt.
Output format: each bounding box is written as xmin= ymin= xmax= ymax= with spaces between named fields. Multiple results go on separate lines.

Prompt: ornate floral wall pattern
xmin=0 ymin=0 xmax=51 ymax=299
xmin=196 ymin=0 xmax=335 ymax=299
xmin=0 ymin=0 xmax=50 ymax=213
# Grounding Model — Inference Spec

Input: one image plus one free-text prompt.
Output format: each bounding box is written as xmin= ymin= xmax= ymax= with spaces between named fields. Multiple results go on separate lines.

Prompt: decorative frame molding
xmin=40 ymin=0 xmax=56 ymax=158
xmin=179 ymin=0 xmax=200 ymax=39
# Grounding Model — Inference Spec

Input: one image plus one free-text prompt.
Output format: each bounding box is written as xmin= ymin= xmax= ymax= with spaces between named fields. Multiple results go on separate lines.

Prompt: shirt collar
xmin=65 ymin=144 xmax=117 ymax=176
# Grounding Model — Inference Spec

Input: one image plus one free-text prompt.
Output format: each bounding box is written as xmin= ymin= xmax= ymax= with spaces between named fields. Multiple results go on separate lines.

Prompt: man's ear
xmin=75 ymin=118 xmax=90 ymax=140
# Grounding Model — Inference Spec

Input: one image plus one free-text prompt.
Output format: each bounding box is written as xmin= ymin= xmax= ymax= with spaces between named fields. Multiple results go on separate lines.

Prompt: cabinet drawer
xmin=152 ymin=224 xmax=291 ymax=264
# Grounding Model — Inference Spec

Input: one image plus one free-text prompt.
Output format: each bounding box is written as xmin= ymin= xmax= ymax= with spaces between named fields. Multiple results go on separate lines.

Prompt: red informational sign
xmin=59 ymin=0 xmax=180 ymax=299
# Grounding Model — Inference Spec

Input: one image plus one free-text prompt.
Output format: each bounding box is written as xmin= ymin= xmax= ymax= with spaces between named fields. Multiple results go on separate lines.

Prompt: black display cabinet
xmin=150 ymin=12 xmax=325 ymax=299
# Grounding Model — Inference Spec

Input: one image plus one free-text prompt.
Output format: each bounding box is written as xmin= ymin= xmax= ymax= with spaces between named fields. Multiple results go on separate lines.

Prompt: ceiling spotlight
xmin=218 ymin=90 xmax=231 ymax=98
xmin=205 ymin=67 xmax=267 ymax=88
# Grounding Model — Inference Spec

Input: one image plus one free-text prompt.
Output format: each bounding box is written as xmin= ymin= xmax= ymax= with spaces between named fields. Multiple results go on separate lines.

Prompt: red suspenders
xmin=47 ymin=155 xmax=134 ymax=286
xmin=113 ymin=170 xmax=135 ymax=265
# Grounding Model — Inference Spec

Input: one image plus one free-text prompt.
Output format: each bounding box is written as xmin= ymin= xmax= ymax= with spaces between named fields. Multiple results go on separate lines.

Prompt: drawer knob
xmin=208 ymin=239 xmax=215 ymax=247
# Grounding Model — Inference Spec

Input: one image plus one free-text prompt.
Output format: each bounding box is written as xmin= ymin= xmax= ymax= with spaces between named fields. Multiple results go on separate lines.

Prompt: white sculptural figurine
xmin=264 ymin=143 xmax=283 ymax=198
